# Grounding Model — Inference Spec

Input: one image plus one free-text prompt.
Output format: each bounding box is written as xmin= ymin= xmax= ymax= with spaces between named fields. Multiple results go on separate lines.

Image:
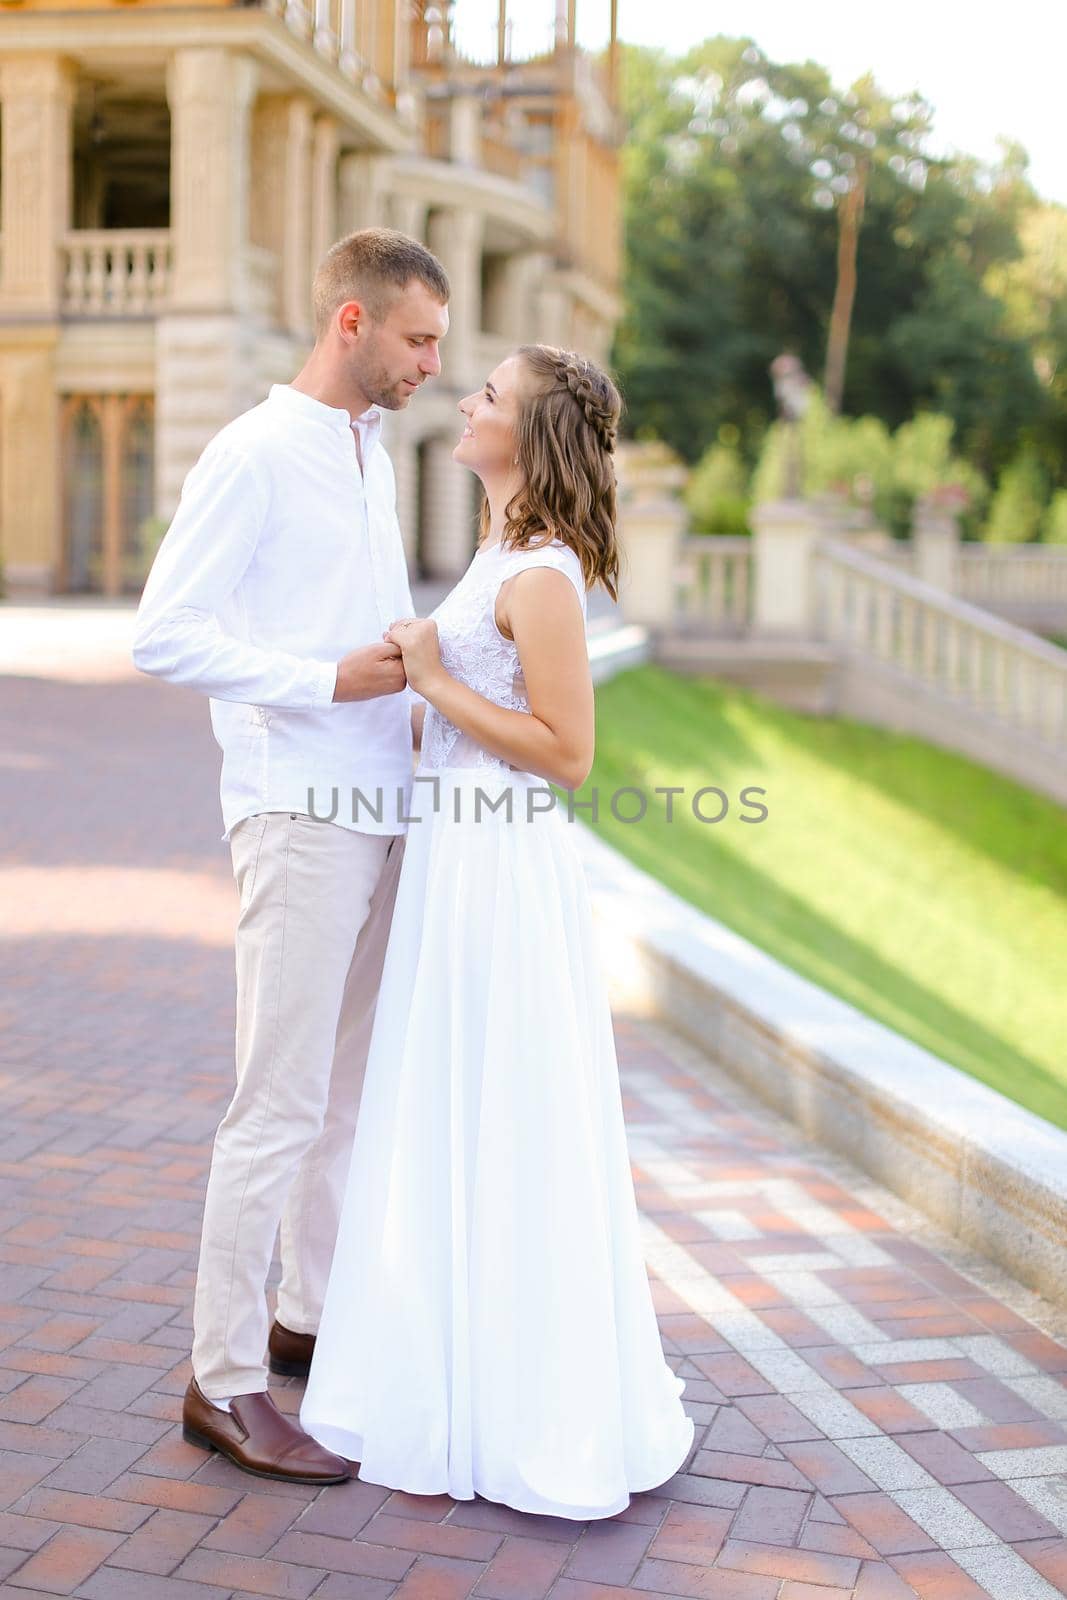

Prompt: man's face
xmin=346 ymin=282 xmax=449 ymax=411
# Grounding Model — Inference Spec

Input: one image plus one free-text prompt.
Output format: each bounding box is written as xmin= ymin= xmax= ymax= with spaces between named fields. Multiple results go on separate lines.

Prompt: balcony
xmin=62 ymin=231 xmax=171 ymax=316
xmin=257 ymin=0 xmax=402 ymax=107
xmin=53 ymin=232 xmax=280 ymax=322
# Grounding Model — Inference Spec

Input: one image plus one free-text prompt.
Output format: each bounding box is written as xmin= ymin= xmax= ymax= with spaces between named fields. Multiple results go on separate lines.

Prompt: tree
xmin=614 ymin=38 xmax=1054 ymax=484
xmin=985 ymin=200 xmax=1067 ymax=469
xmin=743 ymin=63 xmax=937 ymax=415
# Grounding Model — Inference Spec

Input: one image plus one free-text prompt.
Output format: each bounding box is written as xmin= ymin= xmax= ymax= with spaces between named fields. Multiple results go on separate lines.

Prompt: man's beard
xmin=352 ymin=342 xmax=412 ymax=411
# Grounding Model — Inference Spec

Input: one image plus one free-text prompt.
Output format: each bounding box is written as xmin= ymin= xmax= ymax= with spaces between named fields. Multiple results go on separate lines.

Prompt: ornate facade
xmin=0 ymin=0 xmax=621 ymax=592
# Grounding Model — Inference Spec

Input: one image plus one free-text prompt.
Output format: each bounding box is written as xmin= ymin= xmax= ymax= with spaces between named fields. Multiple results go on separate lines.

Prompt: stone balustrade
xmin=62 ymin=231 xmax=172 ymax=316
xmin=674 ymin=535 xmax=753 ymax=635
xmin=814 ymin=536 xmax=1067 ymax=752
xmin=637 ymin=479 xmax=1067 ymax=798
xmin=955 ymin=544 xmax=1067 ymax=605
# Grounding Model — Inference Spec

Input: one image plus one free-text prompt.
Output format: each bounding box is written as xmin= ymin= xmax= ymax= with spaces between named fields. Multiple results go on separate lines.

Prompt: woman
xmin=300 ymin=344 xmax=693 ymax=1519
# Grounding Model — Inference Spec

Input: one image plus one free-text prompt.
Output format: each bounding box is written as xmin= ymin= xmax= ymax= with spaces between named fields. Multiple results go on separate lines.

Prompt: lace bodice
xmin=419 ymin=537 xmax=588 ymax=774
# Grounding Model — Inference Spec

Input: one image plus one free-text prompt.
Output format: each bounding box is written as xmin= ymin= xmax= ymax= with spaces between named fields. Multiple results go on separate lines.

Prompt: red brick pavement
xmin=2 ymin=655 xmax=1067 ymax=1600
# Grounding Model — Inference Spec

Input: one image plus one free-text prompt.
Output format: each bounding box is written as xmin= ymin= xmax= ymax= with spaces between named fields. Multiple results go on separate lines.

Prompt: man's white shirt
xmin=132 ymin=383 xmax=418 ymax=840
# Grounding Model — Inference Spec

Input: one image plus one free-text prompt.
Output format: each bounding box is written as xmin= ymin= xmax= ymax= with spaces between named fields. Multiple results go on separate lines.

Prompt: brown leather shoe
xmin=182 ymin=1379 xmax=348 ymax=1484
xmin=268 ymin=1319 xmax=316 ymax=1378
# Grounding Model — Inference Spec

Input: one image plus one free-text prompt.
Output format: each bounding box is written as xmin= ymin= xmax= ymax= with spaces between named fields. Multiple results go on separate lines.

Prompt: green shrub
xmin=890 ymin=413 xmax=988 ymax=537
xmin=985 ymin=449 xmax=1050 ymax=542
xmin=685 ymin=442 xmax=751 ymax=534
xmin=1041 ymin=489 xmax=1067 ymax=544
xmin=750 ymin=395 xmax=988 ymax=538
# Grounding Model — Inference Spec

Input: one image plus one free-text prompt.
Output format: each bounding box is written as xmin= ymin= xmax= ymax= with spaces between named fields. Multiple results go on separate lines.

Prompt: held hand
xmin=333 ymin=641 xmax=407 ymax=703
xmin=384 ymin=618 xmax=444 ymax=694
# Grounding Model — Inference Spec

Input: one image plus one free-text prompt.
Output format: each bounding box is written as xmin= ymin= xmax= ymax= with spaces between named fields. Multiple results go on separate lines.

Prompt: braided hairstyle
xmin=478 ymin=343 xmax=622 ymax=602
xmin=549 ymin=351 xmax=619 ymax=456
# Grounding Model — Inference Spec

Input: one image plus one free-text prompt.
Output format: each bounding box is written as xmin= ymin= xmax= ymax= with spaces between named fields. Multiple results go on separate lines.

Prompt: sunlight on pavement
xmin=0 ymin=866 xmax=236 ymax=943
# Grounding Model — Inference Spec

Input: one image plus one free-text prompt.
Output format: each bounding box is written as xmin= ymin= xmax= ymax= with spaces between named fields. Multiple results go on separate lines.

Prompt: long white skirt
xmin=300 ymin=767 xmax=693 ymax=1519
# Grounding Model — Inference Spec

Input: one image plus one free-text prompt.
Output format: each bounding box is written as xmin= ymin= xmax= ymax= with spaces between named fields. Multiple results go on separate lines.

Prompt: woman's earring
xmin=513 ymin=455 xmax=519 ymax=465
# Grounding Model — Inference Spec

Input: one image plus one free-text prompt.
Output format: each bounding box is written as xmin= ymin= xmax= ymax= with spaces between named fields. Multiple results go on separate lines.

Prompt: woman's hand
xmin=384 ymin=618 xmax=445 ymax=696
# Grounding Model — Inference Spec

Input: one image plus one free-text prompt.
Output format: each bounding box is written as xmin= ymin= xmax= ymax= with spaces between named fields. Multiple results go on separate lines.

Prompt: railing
xmin=62 ymin=231 xmax=171 ymax=316
xmin=266 ymin=0 xmax=384 ymax=94
xmin=480 ymin=127 xmax=525 ymax=183
xmin=813 ymin=539 xmax=1067 ymax=751
xmin=420 ymin=102 xmax=531 ymax=185
xmin=675 ymin=535 xmax=753 ymax=635
xmin=58 ymin=233 xmax=285 ymax=325
xmin=857 ymin=537 xmax=912 ymax=566
xmin=955 ymin=545 xmax=1067 ymax=607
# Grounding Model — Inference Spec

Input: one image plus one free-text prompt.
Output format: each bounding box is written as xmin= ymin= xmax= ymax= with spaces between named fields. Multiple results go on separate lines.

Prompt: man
xmin=132 ymin=228 xmax=450 ymax=1484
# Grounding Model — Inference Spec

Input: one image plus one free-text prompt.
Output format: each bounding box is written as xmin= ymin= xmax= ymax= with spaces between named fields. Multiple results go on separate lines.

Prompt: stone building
xmin=0 ymin=0 xmax=621 ymax=594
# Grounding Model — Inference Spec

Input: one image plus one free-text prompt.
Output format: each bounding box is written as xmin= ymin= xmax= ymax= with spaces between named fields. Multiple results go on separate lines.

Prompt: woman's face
xmin=453 ymin=356 xmax=525 ymax=481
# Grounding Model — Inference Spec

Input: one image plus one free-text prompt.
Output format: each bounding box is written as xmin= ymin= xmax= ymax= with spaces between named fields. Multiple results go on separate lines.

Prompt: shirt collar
xmin=269 ymin=383 xmax=382 ymax=452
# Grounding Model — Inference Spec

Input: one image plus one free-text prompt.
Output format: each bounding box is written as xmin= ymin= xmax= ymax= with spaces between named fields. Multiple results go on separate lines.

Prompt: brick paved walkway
xmin=3 ymin=612 xmax=1067 ymax=1600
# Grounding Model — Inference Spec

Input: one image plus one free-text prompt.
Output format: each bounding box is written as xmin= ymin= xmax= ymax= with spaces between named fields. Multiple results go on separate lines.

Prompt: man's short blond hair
xmin=312 ymin=228 xmax=450 ymax=336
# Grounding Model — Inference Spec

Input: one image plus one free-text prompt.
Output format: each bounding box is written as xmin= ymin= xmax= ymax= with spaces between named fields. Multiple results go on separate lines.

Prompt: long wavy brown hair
xmin=477 ymin=344 xmax=622 ymax=601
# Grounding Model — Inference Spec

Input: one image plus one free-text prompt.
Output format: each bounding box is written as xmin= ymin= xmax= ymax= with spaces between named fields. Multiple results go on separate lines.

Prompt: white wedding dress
xmin=300 ymin=535 xmax=693 ymax=1519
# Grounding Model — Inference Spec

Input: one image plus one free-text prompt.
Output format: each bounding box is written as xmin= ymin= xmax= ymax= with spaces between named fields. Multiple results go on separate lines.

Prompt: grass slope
xmin=578 ymin=664 xmax=1067 ymax=1131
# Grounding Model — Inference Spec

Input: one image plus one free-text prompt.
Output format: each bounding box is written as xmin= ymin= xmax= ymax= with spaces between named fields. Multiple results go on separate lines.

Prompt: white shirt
xmin=132 ymin=383 xmax=417 ymax=841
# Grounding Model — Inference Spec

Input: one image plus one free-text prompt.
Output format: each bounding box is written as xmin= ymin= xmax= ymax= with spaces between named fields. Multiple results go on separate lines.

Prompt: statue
xmin=770 ymin=352 xmax=813 ymax=501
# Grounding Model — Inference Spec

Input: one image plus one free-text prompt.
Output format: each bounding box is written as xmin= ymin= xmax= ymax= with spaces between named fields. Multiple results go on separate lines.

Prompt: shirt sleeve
xmin=131 ymin=443 xmax=338 ymax=708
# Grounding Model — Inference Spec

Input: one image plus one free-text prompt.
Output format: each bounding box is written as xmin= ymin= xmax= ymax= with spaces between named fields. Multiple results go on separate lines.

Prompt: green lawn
xmin=577 ymin=664 xmax=1067 ymax=1131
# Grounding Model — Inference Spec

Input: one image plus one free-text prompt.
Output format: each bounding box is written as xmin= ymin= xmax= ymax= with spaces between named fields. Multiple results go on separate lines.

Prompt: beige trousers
xmin=191 ymin=810 xmax=404 ymax=1399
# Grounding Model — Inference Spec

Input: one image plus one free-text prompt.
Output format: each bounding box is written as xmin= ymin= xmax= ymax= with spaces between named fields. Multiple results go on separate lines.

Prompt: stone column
xmin=252 ymin=92 xmax=315 ymax=336
xmin=750 ymin=498 xmax=823 ymax=635
xmin=0 ymin=54 xmax=76 ymax=315
xmin=913 ymin=493 xmax=961 ymax=593
xmin=388 ymin=192 xmax=427 ymax=241
xmin=338 ymin=152 xmax=388 ymax=233
xmin=166 ymin=48 xmax=257 ymax=311
xmin=247 ymin=93 xmax=313 ymax=336
xmin=283 ymin=99 xmax=314 ymax=337
xmin=615 ymin=442 xmax=687 ymax=630
xmin=0 ymin=335 xmax=63 ymax=592
xmin=309 ymin=114 xmax=340 ymax=273
xmin=535 ymin=258 xmax=569 ymax=349
xmin=157 ymin=49 xmax=261 ymax=520
xmin=426 ymin=206 xmax=484 ymax=390
xmin=448 ymin=94 xmax=481 ymax=166
xmin=0 ymin=55 xmax=76 ymax=591
xmin=490 ymin=250 xmax=539 ymax=343
xmin=421 ymin=434 xmax=474 ymax=578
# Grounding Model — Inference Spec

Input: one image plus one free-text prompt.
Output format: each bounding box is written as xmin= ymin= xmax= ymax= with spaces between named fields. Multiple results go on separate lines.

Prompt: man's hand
xmin=333 ymin=641 xmax=408 ymax=703
xmin=384 ymin=618 xmax=444 ymax=696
